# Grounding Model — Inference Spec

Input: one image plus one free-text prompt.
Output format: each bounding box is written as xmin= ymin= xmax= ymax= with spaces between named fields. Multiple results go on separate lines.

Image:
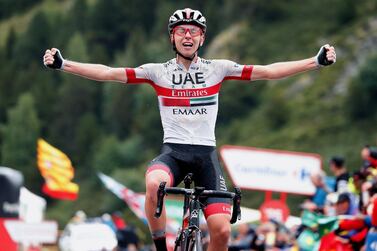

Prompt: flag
xmin=37 ymin=139 xmax=78 ymax=200
xmin=296 ymin=229 xmax=319 ymax=251
xmin=97 ymin=172 xmax=147 ymax=224
xmin=317 ymin=216 xmax=339 ymax=237
xmin=98 ymin=173 xmax=183 ymax=251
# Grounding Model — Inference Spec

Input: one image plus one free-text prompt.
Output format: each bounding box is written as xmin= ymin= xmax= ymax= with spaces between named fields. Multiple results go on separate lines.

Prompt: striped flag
xmin=98 ymin=172 xmax=147 ymax=224
xmin=98 ymin=172 xmax=183 ymax=250
xmin=37 ymin=139 xmax=78 ymax=200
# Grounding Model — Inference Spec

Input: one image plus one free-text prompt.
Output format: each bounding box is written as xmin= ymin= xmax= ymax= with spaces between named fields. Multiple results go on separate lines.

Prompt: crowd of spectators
xmin=227 ymin=145 xmax=377 ymax=250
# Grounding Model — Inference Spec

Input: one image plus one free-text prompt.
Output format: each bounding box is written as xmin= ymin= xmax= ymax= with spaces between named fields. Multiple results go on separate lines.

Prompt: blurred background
xmin=1 ymin=0 xmax=377 ymax=249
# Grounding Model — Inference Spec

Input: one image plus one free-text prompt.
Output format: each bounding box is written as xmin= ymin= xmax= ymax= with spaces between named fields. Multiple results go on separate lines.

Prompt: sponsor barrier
xmin=220 ymin=145 xmax=322 ymax=223
xmin=220 ymin=145 xmax=322 ymax=195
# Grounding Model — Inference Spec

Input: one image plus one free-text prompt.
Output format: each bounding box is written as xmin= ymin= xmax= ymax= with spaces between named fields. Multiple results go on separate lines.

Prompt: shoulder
xmin=135 ymin=62 xmax=167 ymax=76
xmin=162 ymin=58 xmax=176 ymax=68
xmin=138 ymin=62 xmax=163 ymax=70
xmin=199 ymin=58 xmax=235 ymax=66
xmin=208 ymin=59 xmax=243 ymax=70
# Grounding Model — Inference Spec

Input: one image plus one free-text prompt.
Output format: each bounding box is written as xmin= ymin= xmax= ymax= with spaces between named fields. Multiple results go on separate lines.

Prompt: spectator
xmin=112 ymin=212 xmax=127 ymax=230
xmin=308 ymin=170 xmax=335 ymax=212
xmin=228 ymin=223 xmax=255 ymax=250
xmin=69 ymin=210 xmax=87 ymax=224
xmin=335 ymin=192 xmax=358 ymax=216
xmin=116 ymin=226 xmax=140 ymax=251
xmin=329 ymin=156 xmax=350 ymax=193
xmin=111 ymin=212 xmax=140 ymax=251
xmin=348 ymin=171 xmax=367 ymax=212
xmin=362 ymin=145 xmax=377 ymax=168
xmin=101 ymin=213 xmax=117 ymax=232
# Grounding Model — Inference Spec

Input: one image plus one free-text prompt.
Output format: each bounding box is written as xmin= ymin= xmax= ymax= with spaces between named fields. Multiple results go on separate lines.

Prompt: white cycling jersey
xmin=125 ymin=57 xmax=253 ymax=146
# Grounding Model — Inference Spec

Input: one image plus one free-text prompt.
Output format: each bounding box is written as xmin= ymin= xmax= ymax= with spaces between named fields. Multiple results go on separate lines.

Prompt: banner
xmin=220 ymin=145 xmax=322 ymax=195
xmin=37 ymin=139 xmax=78 ymax=200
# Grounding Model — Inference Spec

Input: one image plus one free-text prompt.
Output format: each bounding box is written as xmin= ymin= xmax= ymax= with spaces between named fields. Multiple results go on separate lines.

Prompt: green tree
xmin=102 ymin=84 xmax=135 ymax=139
xmin=88 ymin=0 xmax=128 ymax=59
xmin=218 ymin=82 xmax=264 ymax=125
xmin=50 ymin=33 xmax=101 ymax=160
xmin=75 ymin=113 xmax=102 ymax=176
xmin=5 ymin=27 xmax=17 ymax=59
xmin=1 ymin=93 xmax=41 ymax=191
xmin=0 ymin=0 xmax=42 ymax=20
xmin=131 ymin=85 xmax=162 ymax=149
xmin=262 ymin=93 xmax=290 ymax=129
xmin=13 ymin=11 xmax=51 ymax=69
xmin=100 ymin=28 xmax=150 ymax=139
xmin=67 ymin=0 xmax=89 ymax=33
xmin=345 ymin=55 xmax=377 ymax=120
xmin=92 ymin=135 xmax=144 ymax=175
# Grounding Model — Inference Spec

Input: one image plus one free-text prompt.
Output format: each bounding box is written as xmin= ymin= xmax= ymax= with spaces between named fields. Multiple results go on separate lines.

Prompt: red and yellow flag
xmin=37 ymin=139 xmax=78 ymax=200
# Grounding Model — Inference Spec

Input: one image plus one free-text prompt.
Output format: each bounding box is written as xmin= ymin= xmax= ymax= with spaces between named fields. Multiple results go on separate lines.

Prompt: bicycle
xmin=155 ymin=173 xmax=242 ymax=251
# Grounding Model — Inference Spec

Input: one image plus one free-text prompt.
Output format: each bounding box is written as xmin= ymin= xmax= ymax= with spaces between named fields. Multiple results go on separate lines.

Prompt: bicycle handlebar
xmin=154 ymin=182 xmax=241 ymax=224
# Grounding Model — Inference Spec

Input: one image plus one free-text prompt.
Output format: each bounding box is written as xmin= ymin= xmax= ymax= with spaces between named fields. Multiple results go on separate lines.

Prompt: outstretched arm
xmin=251 ymin=44 xmax=336 ymax=81
xmin=43 ymin=48 xmax=127 ymax=83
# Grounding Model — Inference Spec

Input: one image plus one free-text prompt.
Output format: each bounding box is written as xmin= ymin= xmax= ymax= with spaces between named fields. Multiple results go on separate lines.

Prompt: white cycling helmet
xmin=168 ymin=8 xmax=207 ymax=34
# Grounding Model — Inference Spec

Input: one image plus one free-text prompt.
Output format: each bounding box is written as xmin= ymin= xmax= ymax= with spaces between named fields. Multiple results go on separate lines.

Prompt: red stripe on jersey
xmin=162 ymin=98 xmax=190 ymax=107
xmin=224 ymin=65 xmax=253 ymax=81
xmin=125 ymin=68 xmax=153 ymax=84
xmin=153 ymin=83 xmax=221 ymax=97
xmin=241 ymin=65 xmax=254 ymax=79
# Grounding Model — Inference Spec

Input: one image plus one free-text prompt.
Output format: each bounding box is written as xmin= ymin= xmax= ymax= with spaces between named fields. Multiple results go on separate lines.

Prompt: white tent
xmin=234 ymin=207 xmax=301 ymax=229
xmin=19 ymin=187 xmax=46 ymax=223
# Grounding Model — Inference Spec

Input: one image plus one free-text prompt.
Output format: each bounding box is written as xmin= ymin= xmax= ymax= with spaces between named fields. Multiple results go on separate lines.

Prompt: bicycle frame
xmin=155 ymin=173 xmax=241 ymax=251
xmin=176 ymin=186 xmax=204 ymax=251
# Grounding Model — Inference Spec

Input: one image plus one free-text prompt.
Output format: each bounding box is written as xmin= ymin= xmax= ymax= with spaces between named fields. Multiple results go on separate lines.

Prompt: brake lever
xmin=154 ymin=182 xmax=167 ymax=218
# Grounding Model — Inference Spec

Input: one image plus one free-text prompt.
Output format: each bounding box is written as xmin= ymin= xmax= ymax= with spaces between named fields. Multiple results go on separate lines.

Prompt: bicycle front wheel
xmin=186 ymin=230 xmax=203 ymax=251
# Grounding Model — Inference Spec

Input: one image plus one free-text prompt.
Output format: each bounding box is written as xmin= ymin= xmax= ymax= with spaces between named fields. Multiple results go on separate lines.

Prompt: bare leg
xmin=206 ymin=214 xmax=231 ymax=251
xmin=145 ymin=170 xmax=171 ymax=237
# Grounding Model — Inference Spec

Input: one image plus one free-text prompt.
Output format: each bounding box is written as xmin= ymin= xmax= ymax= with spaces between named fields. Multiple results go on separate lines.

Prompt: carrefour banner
xmin=220 ymin=145 xmax=322 ymax=195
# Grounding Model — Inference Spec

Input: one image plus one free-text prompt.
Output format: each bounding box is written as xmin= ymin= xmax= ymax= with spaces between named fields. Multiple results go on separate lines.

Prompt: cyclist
xmin=43 ymin=8 xmax=336 ymax=251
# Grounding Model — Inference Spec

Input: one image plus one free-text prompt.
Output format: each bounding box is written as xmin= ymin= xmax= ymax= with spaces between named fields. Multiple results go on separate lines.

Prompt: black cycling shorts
xmin=147 ymin=143 xmax=231 ymax=218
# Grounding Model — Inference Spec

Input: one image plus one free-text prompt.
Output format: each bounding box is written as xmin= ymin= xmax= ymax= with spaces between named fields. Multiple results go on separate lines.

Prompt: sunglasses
xmin=173 ymin=26 xmax=202 ymax=37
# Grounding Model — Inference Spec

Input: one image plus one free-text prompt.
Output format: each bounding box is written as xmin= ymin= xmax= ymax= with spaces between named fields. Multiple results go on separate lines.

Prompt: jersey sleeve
xmin=124 ymin=63 xmax=156 ymax=84
xmin=217 ymin=60 xmax=254 ymax=81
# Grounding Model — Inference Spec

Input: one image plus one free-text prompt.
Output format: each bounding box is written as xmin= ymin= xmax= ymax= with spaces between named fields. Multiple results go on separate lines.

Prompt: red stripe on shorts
xmin=146 ymin=164 xmax=174 ymax=186
xmin=204 ymin=203 xmax=231 ymax=219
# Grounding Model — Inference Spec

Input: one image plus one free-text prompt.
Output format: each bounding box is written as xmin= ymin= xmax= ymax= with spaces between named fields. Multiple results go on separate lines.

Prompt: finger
xmin=327 ymin=51 xmax=336 ymax=58
xmin=44 ymin=58 xmax=53 ymax=64
xmin=44 ymin=60 xmax=52 ymax=66
xmin=44 ymin=54 xmax=54 ymax=63
xmin=326 ymin=50 xmax=336 ymax=57
xmin=44 ymin=54 xmax=53 ymax=62
xmin=327 ymin=55 xmax=336 ymax=63
xmin=51 ymin=48 xmax=59 ymax=55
